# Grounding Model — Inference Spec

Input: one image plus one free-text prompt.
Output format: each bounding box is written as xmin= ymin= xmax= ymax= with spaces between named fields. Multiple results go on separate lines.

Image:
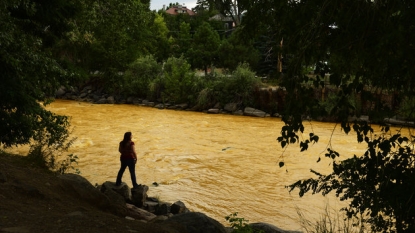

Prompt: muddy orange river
xmin=6 ymin=100 xmax=413 ymax=231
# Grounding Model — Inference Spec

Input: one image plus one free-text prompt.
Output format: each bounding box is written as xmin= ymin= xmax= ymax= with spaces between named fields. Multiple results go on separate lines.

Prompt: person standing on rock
xmin=116 ymin=132 xmax=139 ymax=188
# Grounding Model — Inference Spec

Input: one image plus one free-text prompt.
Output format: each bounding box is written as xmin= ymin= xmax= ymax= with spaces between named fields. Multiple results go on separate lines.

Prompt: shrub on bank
xmin=27 ymin=127 xmax=79 ymax=174
xmin=123 ymin=55 xmax=162 ymax=99
xmin=91 ymin=55 xmax=264 ymax=111
xmin=225 ymin=212 xmax=263 ymax=233
xmin=210 ymin=63 xmax=262 ymax=107
xmin=160 ymin=56 xmax=198 ymax=104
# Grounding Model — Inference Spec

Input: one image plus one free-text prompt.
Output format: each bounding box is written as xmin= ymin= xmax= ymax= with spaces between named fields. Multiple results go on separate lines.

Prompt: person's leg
xmin=116 ymin=160 xmax=128 ymax=185
xmin=126 ymin=159 xmax=139 ymax=187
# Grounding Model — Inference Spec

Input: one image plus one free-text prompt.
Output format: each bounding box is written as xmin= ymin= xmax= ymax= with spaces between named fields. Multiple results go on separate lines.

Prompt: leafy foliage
xmin=169 ymin=22 xmax=193 ymax=58
xmin=208 ymin=63 xmax=261 ymax=106
xmin=242 ymin=0 xmax=415 ymax=125
xmin=27 ymin=127 xmax=79 ymax=174
xmin=225 ymin=63 xmax=262 ymax=105
xmin=161 ymin=56 xmax=198 ymax=104
xmin=194 ymin=0 xmax=217 ymax=14
xmin=59 ymin=0 xmax=154 ymax=91
xmin=123 ymin=55 xmax=162 ymax=98
xmin=217 ymin=28 xmax=260 ymax=71
xmin=187 ymin=22 xmax=221 ymax=75
xmin=225 ymin=212 xmax=263 ymax=233
xmin=240 ymin=1 xmax=415 ymax=232
xmin=148 ymin=13 xmax=171 ymax=62
xmin=0 ymin=0 xmax=76 ymax=147
xmin=289 ymin=126 xmax=415 ymax=232
xmin=161 ymin=9 xmax=193 ymax=36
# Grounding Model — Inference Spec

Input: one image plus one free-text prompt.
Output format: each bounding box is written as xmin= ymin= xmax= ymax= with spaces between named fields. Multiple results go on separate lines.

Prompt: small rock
xmin=207 ymin=109 xmax=220 ymax=114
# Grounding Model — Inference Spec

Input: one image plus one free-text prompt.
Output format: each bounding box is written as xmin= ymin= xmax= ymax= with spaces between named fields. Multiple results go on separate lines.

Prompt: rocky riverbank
xmin=0 ymin=153 xmax=301 ymax=233
xmin=55 ymin=85 xmax=283 ymax=118
xmin=56 ymin=84 xmax=410 ymax=126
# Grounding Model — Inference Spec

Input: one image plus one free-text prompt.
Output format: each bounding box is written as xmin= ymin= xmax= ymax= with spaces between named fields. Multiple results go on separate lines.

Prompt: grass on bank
xmin=296 ymin=205 xmax=369 ymax=233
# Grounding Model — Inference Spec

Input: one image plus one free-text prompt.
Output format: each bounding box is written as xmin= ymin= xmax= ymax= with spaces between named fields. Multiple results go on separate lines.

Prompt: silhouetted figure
xmin=116 ymin=132 xmax=139 ymax=188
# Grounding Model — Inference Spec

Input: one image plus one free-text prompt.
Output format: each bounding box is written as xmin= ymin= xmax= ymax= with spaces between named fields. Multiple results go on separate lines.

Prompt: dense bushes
xmin=123 ymin=55 xmax=161 ymax=98
xmin=182 ymin=62 xmax=262 ymax=109
xmin=161 ymin=56 xmax=199 ymax=104
xmin=122 ymin=57 xmax=263 ymax=109
xmin=27 ymin=127 xmax=79 ymax=174
xmin=207 ymin=63 xmax=261 ymax=107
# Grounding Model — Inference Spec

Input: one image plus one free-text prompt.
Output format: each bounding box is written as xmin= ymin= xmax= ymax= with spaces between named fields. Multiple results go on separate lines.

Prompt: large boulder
xmin=126 ymin=203 xmax=157 ymax=221
xmin=142 ymin=100 xmax=155 ymax=107
xmin=96 ymin=98 xmax=107 ymax=104
xmin=99 ymin=182 xmax=130 ymax=207
xmin=100 ymin=181 xmax=131 ymax=201
xmin=207 ymin=108 xmax=220 ymax=114
xmin=224 ymin=103 xmax=238 ymax=113
xmin=58 ymin=174 xmax=126 ymax=216
xmin=233 ymin=110 xmax=244 ymax=116
xmin=244 ymin=107 xmax=267 ymax=117
xmin=175 ymin=103 xmax=188 ymax=110
xmin=55 ymin=86 xmax=66 ymax=97
xmin=58 ymin=174 xmax=107 ymax=204
xmin=154 ymin=202 xmax=170 ymax=215
xmin=170 ymin=200 xmax=188 ymax=215
xmin=107 ymin=96 xmax=115 ymax=104
xmin=131 ymin=184 xmax=149 ymax=208
xmin=162 ymin=212 xmax=227 ymax=233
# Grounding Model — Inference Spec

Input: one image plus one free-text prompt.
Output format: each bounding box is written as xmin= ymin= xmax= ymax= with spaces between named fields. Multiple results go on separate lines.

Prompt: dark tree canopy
xmin=1 ymin=0 xmax=154 ymax=147
xmin=241 ymin=0 xmax=415 ymax=145
xmin=243 ymin=0 xmax=415 ymax=92
xmin=0 ymin=0 xmax=79 ymax=147
xmin=187 ymin=22 xmax=221 ymax=75
xmin=241 ymin=0 xmax=415 ymax=232
xmin=57 ymin=0 xmax=154 ymax=90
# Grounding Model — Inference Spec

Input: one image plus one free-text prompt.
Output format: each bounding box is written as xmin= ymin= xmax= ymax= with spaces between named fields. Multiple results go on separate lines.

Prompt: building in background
xmin=165 ymin=5 xmax=196 ymax=16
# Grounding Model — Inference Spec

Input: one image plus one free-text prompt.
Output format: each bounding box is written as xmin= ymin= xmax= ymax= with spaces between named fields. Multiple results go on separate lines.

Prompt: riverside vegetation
xmin=6 ymin=53 xmax=415 ymax=233
xmin=6 ymin=48 xmax=415 ymax=233
xmin=2 ymin=57 xmax=374 ymax=232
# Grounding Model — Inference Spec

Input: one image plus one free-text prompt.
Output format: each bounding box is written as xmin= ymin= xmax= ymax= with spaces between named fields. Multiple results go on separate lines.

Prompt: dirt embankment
xmin=0 ymin=153 xmax=181 ymax=233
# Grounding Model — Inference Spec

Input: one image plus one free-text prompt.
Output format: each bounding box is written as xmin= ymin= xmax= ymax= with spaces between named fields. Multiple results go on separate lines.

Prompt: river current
xmin=7 ymin=100 xmax=411 ymax=231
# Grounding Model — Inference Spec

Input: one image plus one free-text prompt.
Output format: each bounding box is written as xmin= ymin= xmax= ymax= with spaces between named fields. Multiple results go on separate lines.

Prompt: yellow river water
xmin=6 ymin=99 xmax=413 ymax=231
